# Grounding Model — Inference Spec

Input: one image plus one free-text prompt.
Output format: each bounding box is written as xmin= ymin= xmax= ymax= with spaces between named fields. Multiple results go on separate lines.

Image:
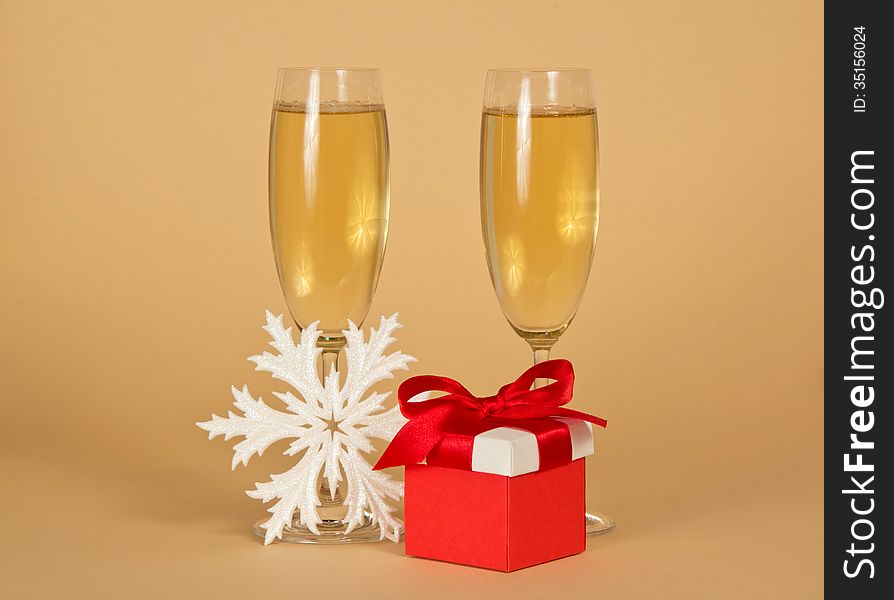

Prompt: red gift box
xmin=405 ymin=449 xmax=587 ymax=571
xmin=375 ymin=360 xmax=607 ymax=572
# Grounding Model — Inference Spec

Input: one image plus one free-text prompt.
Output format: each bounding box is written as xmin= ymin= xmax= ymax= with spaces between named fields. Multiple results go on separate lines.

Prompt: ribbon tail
xmin=373 ymin=440 xmax=416 ymax=471
xmin=373 ymin=421 xmax=434 ymax=470
xmin=373 ymin=404 xmax=471 ymax=470
xmin=548 ymin=406 xmax=607 ymax=428
xmin=498 ymin=405 xmax=607 ymax=428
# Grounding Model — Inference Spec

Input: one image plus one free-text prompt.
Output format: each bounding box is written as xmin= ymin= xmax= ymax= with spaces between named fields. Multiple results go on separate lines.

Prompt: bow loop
xmin=373 ymin=359 xmax=606 ymax=471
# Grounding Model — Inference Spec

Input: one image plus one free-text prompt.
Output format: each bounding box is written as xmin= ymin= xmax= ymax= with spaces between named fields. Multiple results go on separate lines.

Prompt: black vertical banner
xmin=826 ymin=2 xmax=890 ymax=597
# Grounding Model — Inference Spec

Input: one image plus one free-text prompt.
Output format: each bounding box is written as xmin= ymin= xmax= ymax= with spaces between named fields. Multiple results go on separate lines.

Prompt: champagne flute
xmin=479 ymin=68 xmax=613 ymax=535
xmin=267 ymin=67 xmax=390 ymax=543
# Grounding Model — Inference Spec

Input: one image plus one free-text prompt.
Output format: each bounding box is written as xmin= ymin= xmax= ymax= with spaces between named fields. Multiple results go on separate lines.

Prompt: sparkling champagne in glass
xmin=480 ymin=68 xmax=613 ymax=535
xmin=267 ymin=67 xmax=390 ymax=543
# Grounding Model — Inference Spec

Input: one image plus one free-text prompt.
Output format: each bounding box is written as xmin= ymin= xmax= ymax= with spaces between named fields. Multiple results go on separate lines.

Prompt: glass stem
xmin=319 ymin=344 xmax=342 ymax=497
xmin=533 ymin=347 xmax=551 ymax=389
xmin=320 ymin=348 xmax=340 ymax=384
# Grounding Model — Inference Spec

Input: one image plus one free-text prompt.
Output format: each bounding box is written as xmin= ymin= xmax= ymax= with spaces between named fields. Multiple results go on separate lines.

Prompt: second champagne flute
xmin=479 ymin=67 xmax=614 ymax=535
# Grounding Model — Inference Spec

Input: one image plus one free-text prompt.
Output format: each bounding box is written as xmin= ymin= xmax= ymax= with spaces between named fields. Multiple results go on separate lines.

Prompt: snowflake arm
xmin=249 ymin=312 xmax=324 ymax=408
xmin=340 ymin=449 xmax=403 ymax=542
xmin=196 ymin=386 xmax=313 ymax=469
xmin=358 ymin=404 xmax=408 ymax=443
xmin=338 ymin=314 xmax=416 ymax=418
xmin=247 ymin=435 xmax=329 ymax=544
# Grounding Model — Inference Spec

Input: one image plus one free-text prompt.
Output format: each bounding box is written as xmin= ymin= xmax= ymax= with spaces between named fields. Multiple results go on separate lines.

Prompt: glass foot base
xmin=586 ymin=511 xmax=615 ymax=535
xmin=253 ymin=513 xmax=399 ymax=545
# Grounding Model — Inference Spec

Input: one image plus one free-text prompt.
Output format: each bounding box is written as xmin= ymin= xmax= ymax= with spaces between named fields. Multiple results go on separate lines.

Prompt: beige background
xmin=0 ymin=1 xmax=823 ymax=598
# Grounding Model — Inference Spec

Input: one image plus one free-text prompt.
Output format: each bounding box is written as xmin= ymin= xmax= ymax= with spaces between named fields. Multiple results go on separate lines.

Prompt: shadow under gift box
xmin=404 ymin=419 xmax=593 ymax=571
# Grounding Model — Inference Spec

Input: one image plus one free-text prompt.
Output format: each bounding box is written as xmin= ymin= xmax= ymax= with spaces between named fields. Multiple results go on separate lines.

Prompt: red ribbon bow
xmin=373 ymin=359 xmax=607 ymax=472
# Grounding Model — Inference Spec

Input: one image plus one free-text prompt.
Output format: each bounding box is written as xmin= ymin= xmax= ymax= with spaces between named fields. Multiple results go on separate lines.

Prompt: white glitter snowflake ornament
xmin=197 ymin=311 xmax=414 ymax=544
